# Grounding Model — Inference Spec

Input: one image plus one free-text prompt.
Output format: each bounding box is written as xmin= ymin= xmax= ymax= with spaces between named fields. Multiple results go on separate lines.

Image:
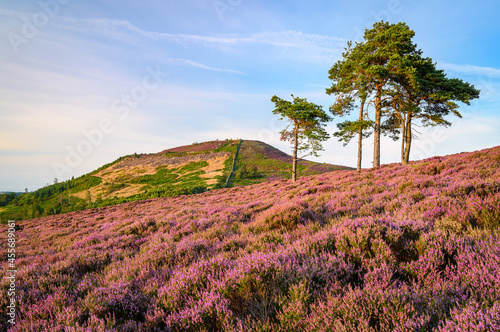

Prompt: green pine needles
xmin=271 ymin=94 xmax=332 ymax=182
xmin=327 ymin=21 xmax=479 ymax=168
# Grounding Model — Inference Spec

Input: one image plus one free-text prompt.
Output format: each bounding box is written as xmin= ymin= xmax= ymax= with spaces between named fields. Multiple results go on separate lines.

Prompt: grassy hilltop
xmin=0 ymin=145 xmax=499 ymax=330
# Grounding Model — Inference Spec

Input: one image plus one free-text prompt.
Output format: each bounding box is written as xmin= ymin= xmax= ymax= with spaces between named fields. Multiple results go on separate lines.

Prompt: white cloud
xmin=51 ymin=18 xmax=345 ymax=63
xmin=437 ymin=62 xmax=500 ymax=78
xmin=94 ymin=19 xmax=347 ymax=47
xmin=161 ymin=57 xmax=245 ymax=75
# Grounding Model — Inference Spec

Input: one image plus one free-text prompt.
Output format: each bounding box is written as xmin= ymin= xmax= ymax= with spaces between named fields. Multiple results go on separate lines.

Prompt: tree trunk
xmin=402 ymin=117 xmax=412 ymax=165
xmin=292 ymin=124 xmax=299 ymax=182
xmin=373 ymin=86 xmax=382 ymax=168
xmin=357 ymin=99 xmax=365 ymax=172
xmin=401 ymin=117 xmax=406 ymax=163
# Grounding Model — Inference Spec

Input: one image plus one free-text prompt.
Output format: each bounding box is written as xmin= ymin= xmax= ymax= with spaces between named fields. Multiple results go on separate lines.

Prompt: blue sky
xmin=1 ymin=0 xmax=499 ymax=192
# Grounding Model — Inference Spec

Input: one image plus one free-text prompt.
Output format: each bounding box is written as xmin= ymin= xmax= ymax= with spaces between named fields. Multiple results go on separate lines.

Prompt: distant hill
xmin=1 ymin=145 xmax=499 ymax=330
xmin=0 ymin=139 xmax=349 ymax=221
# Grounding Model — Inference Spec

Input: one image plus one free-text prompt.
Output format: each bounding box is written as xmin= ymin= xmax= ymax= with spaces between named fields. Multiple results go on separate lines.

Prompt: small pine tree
xmin=249 ymin=165 xmax=259 ymax=179
xmin=271 ymin=94 xmax=332 ymax=182
xmin=238 ymin=164 xmax=248 ymax=179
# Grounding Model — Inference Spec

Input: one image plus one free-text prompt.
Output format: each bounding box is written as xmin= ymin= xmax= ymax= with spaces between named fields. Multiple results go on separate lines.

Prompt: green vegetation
xmin=327 ymin=21 xmax=480 ymax=167
xmin=214 ymin=151 xmax=237 ymax=189
xmin=132 ymin=168 xmax=180 ymax=186
xmin=163 ymin=151 xmax=188 ymax=158
xmin=132 ymin=161 xmax=209 ymax=191
xmin=0 ymin=159 xmax=213 ymax=223
xmin=221 ymin=139 xmax=243 ymax=188
xmin=0 ymin=192 xmax=18 ymax=207
xmin=0 ymin=174 xmax=102 ymax=222
xmin=236 ymin=151 xmax=292 ymax=183
xmin=237 ymin=164 xmax=260 ymax=180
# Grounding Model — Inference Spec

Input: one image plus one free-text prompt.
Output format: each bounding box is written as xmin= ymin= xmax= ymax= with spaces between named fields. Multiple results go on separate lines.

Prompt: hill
xmin=0 ymin=140 xmax=350 ymax=222
xmin=1 ymin=146 xmax=499 ymax=330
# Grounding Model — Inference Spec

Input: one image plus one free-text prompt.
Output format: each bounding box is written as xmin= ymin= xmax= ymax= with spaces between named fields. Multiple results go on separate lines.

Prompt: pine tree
xmin=271 ymin=95 xmax=332 ymax=182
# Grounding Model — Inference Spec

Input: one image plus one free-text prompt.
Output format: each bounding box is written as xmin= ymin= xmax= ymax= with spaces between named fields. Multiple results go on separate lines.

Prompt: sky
xmin=1 ymin=0 xmax=500 ymax=192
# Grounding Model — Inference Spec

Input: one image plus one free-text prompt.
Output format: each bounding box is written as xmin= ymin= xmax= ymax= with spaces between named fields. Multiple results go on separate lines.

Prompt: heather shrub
xmin=220 ymin=234 xmax=248 ymax=253
xmin=175 ymin=236 xmax=211 ymax=266
xmin=438 ymin=301 xmax=500 ymax=331
xmin=1 ymin=146 xmax=499 ymax=330
xmin=76 ymin=273 xmax=104 ymax=297
xmin=447 ymin=233 xmax=500 ymax=304
xmin=121 ymin=217 xmax=157 ymax=236
xmin=157 ymin=257 xmax=229 ymax=313
xmin=334 ymin=218 xmax=421 ymax=271
xmin=75 ymin=314 xmax=118 ymax=331
xmin=135 ymin=232 xmax=176 ymax=268
xmin=13 ymin=288 xmax=84 ymax=331
xmin=215 ymin=249 xmax=355 ymax=327
xmin=472 ymin=192 xmax=500 ymax=229
xmin=435 ymin=217 xmax=467 ymax=234
xmin=64 ymin=252 xmax=113 ymax=277
xmin=83 ymin=282 xmax=148 ymax=322
xmin=308 ymin=286 xmax=413 ymax=331
xmin=163 ymin=291 xmax=237 ymax=332
xmin=403 ymin=231 xmax=463 ymax=288
xmin=275 ymin=281 xmax=311 ymax=331
xmin=297 ymin=225 xmax=337 ymax=254
xmin=254 ymin=200 xmax=315 ymax=230
xmin=307 ymin=283 xmax=464 ymax=332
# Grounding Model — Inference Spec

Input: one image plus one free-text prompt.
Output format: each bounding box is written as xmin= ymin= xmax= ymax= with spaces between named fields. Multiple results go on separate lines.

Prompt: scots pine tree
xmin=328 ymin=21 xmax=419 ymax=168
xmin=271 ymin=95 xmax=332 ymax=182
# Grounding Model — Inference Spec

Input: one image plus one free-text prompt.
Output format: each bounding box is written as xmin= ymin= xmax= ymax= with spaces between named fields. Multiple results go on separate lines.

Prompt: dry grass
xmin=200 ymin=154 xmax=228 ymax=185
xmin=73 ymin=152 xmax=231 ymax=201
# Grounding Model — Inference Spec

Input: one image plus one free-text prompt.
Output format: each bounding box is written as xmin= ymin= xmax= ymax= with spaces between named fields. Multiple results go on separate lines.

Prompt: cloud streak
xmin=96 ymin=19 xmax=347 ymax=47
xmin=438 ymin=62 xmax=500 ymax=78
xmin=55 ymin=17 xmax=345 ymax=65
xmin=163 ymin=57 xmax=245 ymax=75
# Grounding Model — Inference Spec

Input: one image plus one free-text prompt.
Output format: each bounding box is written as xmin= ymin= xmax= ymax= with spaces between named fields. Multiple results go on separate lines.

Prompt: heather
xmin=1 ymin=147 xmax=500 ymax=331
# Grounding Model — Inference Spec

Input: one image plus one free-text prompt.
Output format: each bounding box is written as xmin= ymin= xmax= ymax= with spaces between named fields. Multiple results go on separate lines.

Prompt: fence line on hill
xmin=224 ymin=140 xmax=243 ymax=188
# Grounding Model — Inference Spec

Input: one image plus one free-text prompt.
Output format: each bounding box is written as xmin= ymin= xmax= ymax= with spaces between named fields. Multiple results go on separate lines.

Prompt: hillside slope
xmin=231 ymin=140 xmax=350 ymax=186
xmin=1 ymin=146 xmax=500 ymax=330
xmin=0 ymin=140 xmax=240 ymax=222
xmin=0 ymin=140 xmax=349 ymax=222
